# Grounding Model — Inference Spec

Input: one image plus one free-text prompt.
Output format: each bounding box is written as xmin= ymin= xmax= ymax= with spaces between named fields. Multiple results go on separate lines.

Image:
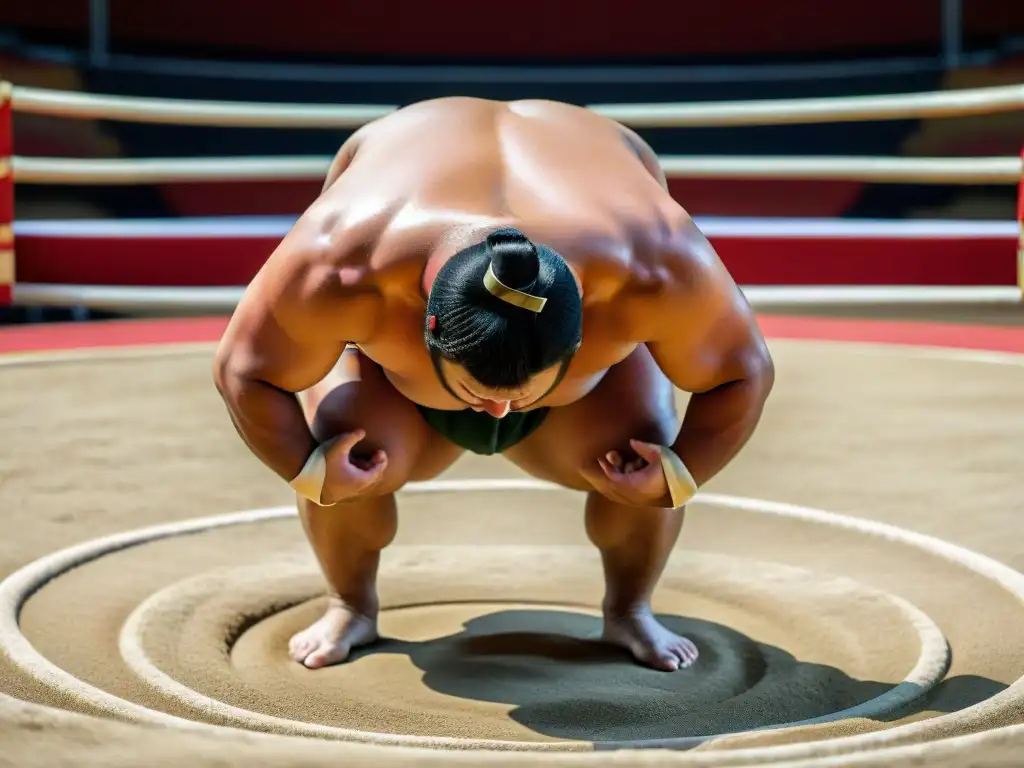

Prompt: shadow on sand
xmin=345 ymin=608 xmax=1005 ymax=744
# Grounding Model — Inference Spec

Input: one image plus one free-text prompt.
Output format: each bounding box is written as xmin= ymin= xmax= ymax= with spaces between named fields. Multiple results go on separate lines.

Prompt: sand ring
xmin=0 ymin=479 xmax=1022 ymax=763
xmin=114 ymin=549 xmax=948 ymax=749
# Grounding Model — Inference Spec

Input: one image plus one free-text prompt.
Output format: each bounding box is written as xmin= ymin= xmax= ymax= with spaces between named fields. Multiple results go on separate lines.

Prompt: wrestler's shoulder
xmin=600 ymin=215 xmax=735 ymax=309
xmin=249 ymin=206 xmax=392 ymax=316
xmin=277 ymin=195 xmax=398 ymax=268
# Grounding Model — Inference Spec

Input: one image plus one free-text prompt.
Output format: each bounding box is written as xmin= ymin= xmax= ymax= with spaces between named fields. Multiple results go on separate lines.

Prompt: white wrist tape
xmin=289 ymin=442 xmax=335 ymax=506
xmin=659 ymin=447 xmax=698 ymax=509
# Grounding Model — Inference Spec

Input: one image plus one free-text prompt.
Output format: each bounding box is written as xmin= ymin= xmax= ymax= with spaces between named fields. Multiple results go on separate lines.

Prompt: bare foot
xmin=602 ymin=605 xmax=699 ymax=671
xmin=287 ymin=600 xmax=378 ymax=669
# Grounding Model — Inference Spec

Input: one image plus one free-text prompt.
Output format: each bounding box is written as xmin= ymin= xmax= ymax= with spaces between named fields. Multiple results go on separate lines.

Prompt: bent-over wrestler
xmin=213 ymin=97 xmax=774 ymax=672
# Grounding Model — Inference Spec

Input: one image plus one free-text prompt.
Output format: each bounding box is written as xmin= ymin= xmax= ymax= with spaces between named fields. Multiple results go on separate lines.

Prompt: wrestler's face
xmin=437 ymin=359 xmax=565 ymax=418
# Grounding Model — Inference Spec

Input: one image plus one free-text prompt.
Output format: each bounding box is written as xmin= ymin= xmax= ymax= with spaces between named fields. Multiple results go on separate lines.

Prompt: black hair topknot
xmin=486 ymin=228 xmax=540 ymax=291
xmin=424 ymin=227 xmax=582 ymax=390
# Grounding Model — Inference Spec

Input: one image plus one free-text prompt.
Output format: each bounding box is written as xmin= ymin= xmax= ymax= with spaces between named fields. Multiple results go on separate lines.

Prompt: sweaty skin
xmin=214 ymin=97 xmax=774 ymax=672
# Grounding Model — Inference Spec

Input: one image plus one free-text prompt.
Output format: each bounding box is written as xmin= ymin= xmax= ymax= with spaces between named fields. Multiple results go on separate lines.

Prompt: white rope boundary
xmin=11 ymin=154 xmax=1022 ymax=185
xmin=0 ymin=479 xmax=1020 ymax=763
xmin=11 ymin=83 xmax=1024 ymax=128
xmin=5 ymin=84 xmax=1022 ymax=307
xmin=11 ymin=284 xmax=1023 ymax=312
xmin=11 ymin=216 xmax=1020 ymax=238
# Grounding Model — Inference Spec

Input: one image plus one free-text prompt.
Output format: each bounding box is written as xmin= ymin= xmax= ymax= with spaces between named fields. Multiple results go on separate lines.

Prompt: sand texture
xmin=1 ymin=334 xmax=1023 ymax=766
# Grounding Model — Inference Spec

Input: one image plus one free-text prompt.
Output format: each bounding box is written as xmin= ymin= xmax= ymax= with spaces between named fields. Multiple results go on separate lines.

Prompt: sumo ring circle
xmin=1 ymin=478 xmax=1022 ymax=762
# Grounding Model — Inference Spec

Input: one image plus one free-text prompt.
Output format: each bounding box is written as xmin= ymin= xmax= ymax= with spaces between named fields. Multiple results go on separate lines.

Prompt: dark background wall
xmin=3 ymin=0 xmax=1022 ymax=61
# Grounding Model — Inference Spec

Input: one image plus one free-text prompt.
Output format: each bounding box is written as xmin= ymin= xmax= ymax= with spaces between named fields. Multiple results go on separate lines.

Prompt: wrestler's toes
xmin=627 ymin=643 xmax=680 ymax=671
xmin=602 ymin=608 xmax=696 ymax=672
xmin=302 ymin=641 xmax=353 ymax=669
xmin=675 ymin=638 xmax=699 ymax=668
xmin=289 ymin=605 xmax=379 ymax=669
xmin=288 ymin=636 xmax=317 ymax=663
xmin=632 ymin=638 xmax=682 ymax=671
xmin=652 ymin=652 xmax=681 ymax=671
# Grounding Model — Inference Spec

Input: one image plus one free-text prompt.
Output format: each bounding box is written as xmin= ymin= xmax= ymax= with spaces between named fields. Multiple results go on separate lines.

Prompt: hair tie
xmin=483 ymin=262 xmax=547 ymax=313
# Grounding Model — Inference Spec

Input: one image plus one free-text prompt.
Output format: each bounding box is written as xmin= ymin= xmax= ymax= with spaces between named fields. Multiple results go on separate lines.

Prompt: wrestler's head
xmin=425 ymin=227 xmax=582 ymax=414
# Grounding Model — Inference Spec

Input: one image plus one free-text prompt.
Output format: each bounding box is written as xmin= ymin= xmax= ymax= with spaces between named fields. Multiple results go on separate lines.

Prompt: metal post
xmin=89 ymin=0 xmax=110 ymax=67
xmin=941 ymin=0 xmax=962 ymax=70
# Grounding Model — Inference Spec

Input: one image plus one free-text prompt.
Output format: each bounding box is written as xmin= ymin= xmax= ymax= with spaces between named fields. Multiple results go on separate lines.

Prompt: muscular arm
xmin=212 ymin=235 xmax=377 ymax=483
xmin=644 ymin=225 xmax=775 ymax=487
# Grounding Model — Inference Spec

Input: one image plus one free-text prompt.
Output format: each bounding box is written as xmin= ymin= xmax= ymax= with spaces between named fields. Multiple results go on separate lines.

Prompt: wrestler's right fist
xmin=320 ymin=429 xmax=388 ymax=505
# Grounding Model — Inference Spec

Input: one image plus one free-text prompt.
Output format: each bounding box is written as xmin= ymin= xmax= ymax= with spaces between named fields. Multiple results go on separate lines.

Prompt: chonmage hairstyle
xmin=424 ymin=228 xmax=583 ymax=390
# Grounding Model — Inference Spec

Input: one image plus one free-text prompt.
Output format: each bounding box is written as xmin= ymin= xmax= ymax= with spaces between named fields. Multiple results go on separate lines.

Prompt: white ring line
xmin=759 ymin=591 xmax=948 ymax=728
xmin=4 ymin=332 xmax=1024 ymax=372
xmin=699 ymin=492 xmax=1024 ymax=604
xmin=114 ymin=544 xmax=950 ymax=750
xmin=0 ymin=479 xmax=1019 ymax=760
xmin=0 ymin=343 xmax=217 ymax=369
xmin=116 ymin=568 xmax=522 ymax=750
xmin=114 ymin=562 xmax=583 ymax=751
xmin=0 ymin=480 xmax=1011 ymax=752
xmin=770 ymin=338 xmax=1024 ymax=368
xmin=0 ymin=482 xmax=561 ymax=738
xmin=0 ymin=505 xmax=295 ymax=732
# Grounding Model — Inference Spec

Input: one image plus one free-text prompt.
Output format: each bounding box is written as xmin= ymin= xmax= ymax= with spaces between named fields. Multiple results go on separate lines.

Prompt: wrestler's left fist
xmin=581 ymin=439 xmax=673 ymax=508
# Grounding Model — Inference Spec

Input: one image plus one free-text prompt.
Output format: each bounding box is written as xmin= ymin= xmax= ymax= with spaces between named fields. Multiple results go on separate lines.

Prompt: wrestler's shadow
xmin=349 ymin=609 xmax=1004 ymax=743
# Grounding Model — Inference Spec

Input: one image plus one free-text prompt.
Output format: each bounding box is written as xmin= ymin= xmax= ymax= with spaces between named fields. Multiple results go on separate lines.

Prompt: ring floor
xmin=1 ymin=313 xmax=1023 ymax=767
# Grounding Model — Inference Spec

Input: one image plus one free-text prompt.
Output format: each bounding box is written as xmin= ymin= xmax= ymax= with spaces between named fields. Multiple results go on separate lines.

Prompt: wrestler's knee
xmin=595 ymin=345 xmax=676 ymax=437
xmin=571 ymin=409 xmax=676 ymax=497
xmin=567 ymin=347 xmax=676 ymax=466
xmin=508 ymin=346 xmax=677 ymax=489
xmin=297 ymin=349 xmax=453 ymax=494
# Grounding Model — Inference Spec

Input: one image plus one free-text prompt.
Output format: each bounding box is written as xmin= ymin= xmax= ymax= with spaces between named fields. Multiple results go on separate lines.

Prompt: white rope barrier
xmin=14 ymin=216 xmax=1017 ymax=239
xmin=13 ymin=283 xmax=1022 ymax=312
xmin=13 ymin=284 xmax=245 ymax=312
xmin=12 ymin=154 xmax=1021 ymax=185
xmin=594 ymin=84 xmax=1024 ymax=127
xmin=12 ymin=156 xmax=330 ymax=184
xmin=657 ymin=156 xmax=1021 ymax=184
xmin=10 ymin=87 xmax=393 ymax=128
xmin=11 ymin=83 xmax=1024 ymax=128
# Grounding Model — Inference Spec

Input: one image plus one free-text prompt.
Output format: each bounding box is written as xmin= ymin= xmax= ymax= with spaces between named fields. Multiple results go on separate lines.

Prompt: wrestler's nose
xmin=481 ymin=399 xmax=512 ymax=418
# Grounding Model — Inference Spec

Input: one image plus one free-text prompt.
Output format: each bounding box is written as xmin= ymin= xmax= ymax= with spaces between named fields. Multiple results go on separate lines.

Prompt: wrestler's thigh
xmin=297 ymin=347 xmax=463 ymax=487
xmin=504 ymin=344 xmax=678 ymax=490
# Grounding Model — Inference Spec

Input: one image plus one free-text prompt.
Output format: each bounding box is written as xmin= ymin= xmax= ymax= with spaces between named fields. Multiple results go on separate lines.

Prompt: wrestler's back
xmin=297 ymin=98 xmax=695 ymax=410
xmin=324 ymin=97 xmax=682 ymax=251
